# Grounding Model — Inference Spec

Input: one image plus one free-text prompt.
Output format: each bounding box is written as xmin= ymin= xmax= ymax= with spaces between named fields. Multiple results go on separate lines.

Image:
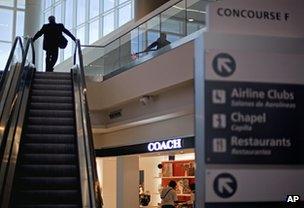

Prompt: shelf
xmin=162 ymin=176 xmax=195 ymax=179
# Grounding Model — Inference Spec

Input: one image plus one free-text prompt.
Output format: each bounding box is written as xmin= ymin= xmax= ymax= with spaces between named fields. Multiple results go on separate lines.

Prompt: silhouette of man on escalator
xmin=33 ymin=16 xmax=76 ymax=72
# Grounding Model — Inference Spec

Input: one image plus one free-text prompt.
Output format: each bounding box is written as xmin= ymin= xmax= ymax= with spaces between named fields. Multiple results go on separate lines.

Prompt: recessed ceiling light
xmin=188 ymin=18 xmax=194 ymax=22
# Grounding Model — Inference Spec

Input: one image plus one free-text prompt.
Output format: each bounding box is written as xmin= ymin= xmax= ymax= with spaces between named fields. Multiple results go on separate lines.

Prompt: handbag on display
xmin=139 ymin=194 xmax=151 ymax=206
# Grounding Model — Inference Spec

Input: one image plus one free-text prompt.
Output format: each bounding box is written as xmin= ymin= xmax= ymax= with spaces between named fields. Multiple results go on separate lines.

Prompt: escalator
xmin=10 ymin=72 xmax=82 ymax=207
xmin=0 ymin=38 xmax=102 ymax=207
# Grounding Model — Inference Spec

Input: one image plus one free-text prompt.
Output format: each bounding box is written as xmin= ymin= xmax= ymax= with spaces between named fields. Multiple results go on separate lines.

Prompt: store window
xmin=97 ymin=151 xmax=195 ymax=208
xmin=95 ymin=137 xmax=195 ymax=208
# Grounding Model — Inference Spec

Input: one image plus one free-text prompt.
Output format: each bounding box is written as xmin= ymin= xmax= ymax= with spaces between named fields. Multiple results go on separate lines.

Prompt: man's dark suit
xmin=33 ymin=23 xmax=76 ymax=72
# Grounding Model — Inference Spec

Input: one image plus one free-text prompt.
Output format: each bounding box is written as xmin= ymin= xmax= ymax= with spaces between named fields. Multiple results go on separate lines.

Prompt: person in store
xmin=33 ymin=15 xmax=76 ymax=72
xmin=160 ymin=180 xmax=178 ymax=208
xmin=188 ymin=183 xmax=195 ymax=208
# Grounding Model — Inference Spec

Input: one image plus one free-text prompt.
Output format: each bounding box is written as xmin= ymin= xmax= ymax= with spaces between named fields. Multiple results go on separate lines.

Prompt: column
xmin=117 ymin=155 xmax=139 ymax=208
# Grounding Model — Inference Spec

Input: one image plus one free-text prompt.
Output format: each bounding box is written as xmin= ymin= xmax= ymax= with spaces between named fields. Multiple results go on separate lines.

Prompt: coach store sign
xmin=147 ymin=138 xmax=182 ymax=152
xmin=95 ymin=136 xmax=194 ymax=157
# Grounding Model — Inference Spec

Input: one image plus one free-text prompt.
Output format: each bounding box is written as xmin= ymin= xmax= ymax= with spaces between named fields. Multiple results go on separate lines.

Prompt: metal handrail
xmin=0 ymin=36 xmax=25 ymax=160
xmin=73 ymin=39 xmax=102 ymax=207
xmin=0 ymin=38 xmax=35 ymax=207
xmin=0 ymin=37 xmax=24 ymax=91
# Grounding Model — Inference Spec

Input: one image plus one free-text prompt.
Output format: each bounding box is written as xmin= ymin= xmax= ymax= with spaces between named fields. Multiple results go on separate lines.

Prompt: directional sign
xmin=206 ymin=169 xmax=304 ymax=202
xmin=213 ymin=173 xmax=237 ymax=198
xmin=212 ymin=53 xmax=236 ymax=77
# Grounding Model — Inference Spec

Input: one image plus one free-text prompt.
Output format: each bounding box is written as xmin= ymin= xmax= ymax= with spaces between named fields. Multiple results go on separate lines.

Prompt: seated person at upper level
xmin=144 ymin=32 xmax=171 ymax=52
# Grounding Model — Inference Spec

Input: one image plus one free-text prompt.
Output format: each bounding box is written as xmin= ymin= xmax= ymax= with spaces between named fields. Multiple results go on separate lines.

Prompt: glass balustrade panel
xmin=186 ymin=0 xmax=207 ymax=35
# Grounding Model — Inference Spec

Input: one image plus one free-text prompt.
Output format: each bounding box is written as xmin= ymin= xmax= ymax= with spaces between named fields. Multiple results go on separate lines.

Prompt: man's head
xmin=48 ymin=15 xmax=56 ymax=23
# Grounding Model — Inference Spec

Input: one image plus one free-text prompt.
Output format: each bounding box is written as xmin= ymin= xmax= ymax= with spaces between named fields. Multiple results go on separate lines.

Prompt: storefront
xmin=95 ymin=136 xmax=195 ymax=208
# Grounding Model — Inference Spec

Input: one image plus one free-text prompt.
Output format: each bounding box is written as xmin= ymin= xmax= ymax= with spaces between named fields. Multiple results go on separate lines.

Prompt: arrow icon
xmin=212 ymin=53 xmax=236 ymax=77
xmin=213 ymin=173 xmax=237 ymax=198
xmin=217 ymin=58 xmax=233 ymax=74
xmin=218 ymin=177 xmax=233 ymax=193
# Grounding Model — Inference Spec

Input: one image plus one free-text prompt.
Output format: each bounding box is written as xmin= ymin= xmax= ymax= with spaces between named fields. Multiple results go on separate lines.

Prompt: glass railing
xmin=83 ymin=0 xmax=207 ymax=79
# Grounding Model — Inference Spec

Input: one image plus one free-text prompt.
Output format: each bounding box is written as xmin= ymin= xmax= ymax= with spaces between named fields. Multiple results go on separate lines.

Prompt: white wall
xmin=96 ymin=157 xmax=117 ymax=208
xmin=117 ymin=156 xmax=139 ymax=208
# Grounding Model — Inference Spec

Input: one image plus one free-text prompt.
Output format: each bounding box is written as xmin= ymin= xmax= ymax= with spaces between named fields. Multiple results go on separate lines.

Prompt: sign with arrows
xmin=194 ymin=0 xmax=304 ymax=207
xmin=204 ymin=49 xmax=304 ymax=164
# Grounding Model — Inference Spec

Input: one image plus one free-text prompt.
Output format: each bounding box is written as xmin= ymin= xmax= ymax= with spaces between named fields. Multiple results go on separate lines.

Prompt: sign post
xmin=195 ymin=0 xmax=304 ymax=207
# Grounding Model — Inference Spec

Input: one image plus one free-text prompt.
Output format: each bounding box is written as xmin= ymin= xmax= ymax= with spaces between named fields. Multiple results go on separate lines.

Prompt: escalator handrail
xmin=0 ymin=36 xmax=25 ymax=161
xmin=73 ymin=39 xmax=102 ymax=207
xmin=0 ymin=38 xmax=35 ymax=207
xmin=0 ymin=37 xmax=24 ymax=90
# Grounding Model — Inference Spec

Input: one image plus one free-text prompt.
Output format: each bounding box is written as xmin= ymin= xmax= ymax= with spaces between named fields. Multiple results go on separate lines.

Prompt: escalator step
xmin=28 ymin=117 xmax=74 ymax=126
xmin=27 ymin=125 xmax=75 ymax=134
xmin=17 ymin=177 xmax=79 ymax=190
xmin=31 ymin=90 xmax=72 ymax=97
xmin=35 ymin=72 xmax=71 ymax=79
xmin=24 ymin=134 xmax=74 ymax=144
xmin=31 ymin=95 xmax=73 ymax=103
xmin=29 ymin=110 xmax=74 ymax=118
xmin=19 ymin=165 xmax=78 ymax=177
xmin=30 ymin=103 xmax=73 ymax=110
xmin=23 ymin=144 xmax=75 ymax=154
xmin=33 ymin=79 xmax=71 ymax=85
xmin=32 ymin=84 xmax=72 ymax=91
xmin=14 ymin=190 xmax=81 ymax=204
xmin=22 ymin=154 xmax=76 ymax=165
